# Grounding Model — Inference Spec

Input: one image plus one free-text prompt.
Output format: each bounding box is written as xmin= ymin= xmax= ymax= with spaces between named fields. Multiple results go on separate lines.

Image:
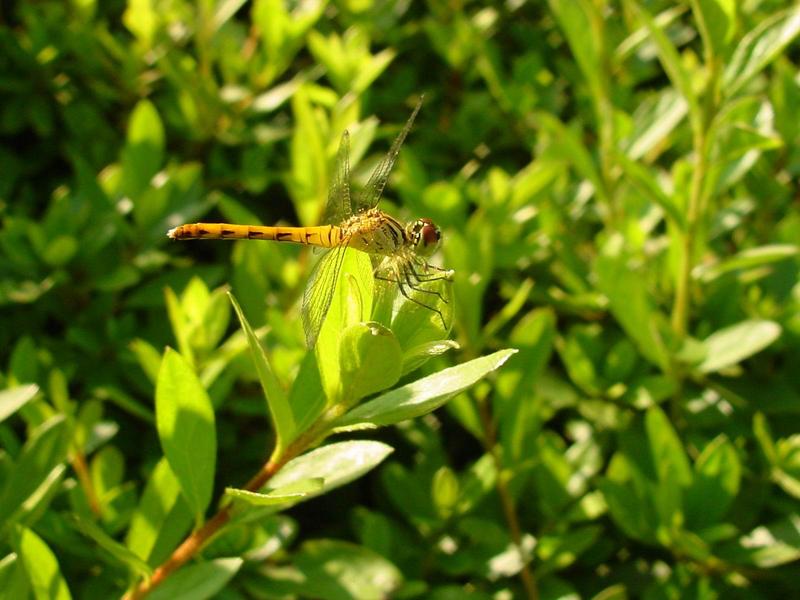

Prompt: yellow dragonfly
xmin=168 ymin=99 xmax=453 ymax=346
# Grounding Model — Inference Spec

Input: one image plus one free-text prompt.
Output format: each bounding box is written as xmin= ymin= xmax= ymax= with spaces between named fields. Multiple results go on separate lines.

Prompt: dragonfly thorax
xmin=406 ymin=218 xmax=441 ymax=258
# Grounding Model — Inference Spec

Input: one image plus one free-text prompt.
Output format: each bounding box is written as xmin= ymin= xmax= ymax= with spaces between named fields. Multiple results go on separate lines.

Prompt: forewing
xmin=355 ymin=97 xmax=422 ymax=213
xmin=301 ymin=243 xmax=348 ymax=348
xmin=321 ymin=130 xmax=352 ymax=227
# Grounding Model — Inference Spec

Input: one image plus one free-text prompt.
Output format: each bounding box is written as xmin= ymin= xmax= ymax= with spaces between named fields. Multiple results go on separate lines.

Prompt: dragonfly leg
xmin=403 ymin=270 xmax=448 ymax=304
xmin=408 ymin=260 xmax=454 ymax=282
xmin=397 ymin=280 xmax=447 ymax=330
xmin=376 ymin=274 xmax=448 ymax=329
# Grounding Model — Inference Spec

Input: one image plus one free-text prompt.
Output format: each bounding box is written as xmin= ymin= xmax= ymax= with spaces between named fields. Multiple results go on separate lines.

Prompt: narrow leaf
xmin=723 ymin=7 xmax=800 ymax=98
xmin=72 ymin=516 xmax=152 ymax=578
xmin=646 ymin=406 xmax=692 ymax=487
xmin=626 ymin=0 xmax=699 ymax=127
xmin=0 ymin=384 xmax=39 ymax=423
xmin=229 ymin=292 xmax=294 ymax=448
xmin=147 ymin=557 xmax=243 ymax=600
xmin=693 ymin=244 xmax=799 ymax=282
xmin=0 ymin=416 xmax=69 ymax=528
xmin=225 ymin=478 xmax=325 ymax=506
xmin=335 ymin=349 xmax=516 ymax=428
xmin=156 ymin=349 xmax=217 ymax=521
xmin=690 ymin=0 xmax=736 ymax=59
xmin=339 ymin=323 xmax=402 ymax=404
xmin=265 ymin=441 xmax=393 ymax=501
xmin=684 ymin=435 xmax=741 ymax=528
xmin=125 ymin=458 xmax=193 ymax=566
xmin=16 ymin=526 xmax=72 ymax=600
xmin=696 ymin=320 xmax=781 ymax=373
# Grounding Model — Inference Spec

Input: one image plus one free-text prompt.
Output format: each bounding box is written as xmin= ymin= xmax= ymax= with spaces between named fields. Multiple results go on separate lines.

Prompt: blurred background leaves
xmin=2 ymin=0 xmax=800 ymax=598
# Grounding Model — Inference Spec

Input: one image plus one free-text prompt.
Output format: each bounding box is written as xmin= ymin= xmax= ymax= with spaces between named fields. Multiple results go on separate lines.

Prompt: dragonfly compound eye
xmin=414 ymin=218 xmax=441 ymax=256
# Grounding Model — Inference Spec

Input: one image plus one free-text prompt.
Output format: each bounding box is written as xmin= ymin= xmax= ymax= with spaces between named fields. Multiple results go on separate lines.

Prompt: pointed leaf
xmin=335 ymin=349 xmax=516 ymax=428
xmin=156 ymin=349 xmax=216 ymax=521
xmin=0 ymin=384 xmax=39 ymax=423
xmin=265 ymin=441 xmax=393 ymax=502
xmin=646 ymin=406 xmax=692 ymax=487
xmin=15 ymin=526 xmax=72 ymax=600
xmin=723 ymin=7 xmax=800 ymax=98
xmin=147 ymin=558 xmax=243 ymax=600
xmin=229 ymin=292 xmax=294 ymax=448
xmin=225 ymin=478 xmax=325 ymax=506
xmin=125 ymin=458 xmax=193 ymax=566
xmin=685 ymin=435 xmax=741 ymax=528
xmin=0 ymin=416 xmax=69 ymax=528
xmin=339 ymin=322 xmax=402 ymax=404
xmin=695 ymin=320 xmax=780 ymax=373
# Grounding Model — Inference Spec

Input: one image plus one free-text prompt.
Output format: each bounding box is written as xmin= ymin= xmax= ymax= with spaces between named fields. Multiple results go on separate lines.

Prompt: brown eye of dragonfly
xmin=412 ymin=218 xmax=441 ymax=256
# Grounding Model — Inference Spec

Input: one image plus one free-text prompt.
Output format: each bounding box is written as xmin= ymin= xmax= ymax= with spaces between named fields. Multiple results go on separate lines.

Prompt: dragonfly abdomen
xmin=168 ymin=223 xmax=342 ymax=247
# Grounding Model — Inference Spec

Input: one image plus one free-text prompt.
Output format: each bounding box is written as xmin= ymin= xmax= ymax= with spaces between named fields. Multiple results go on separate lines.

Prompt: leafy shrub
xmin=1 ymin=1 xmax=800 ymax=599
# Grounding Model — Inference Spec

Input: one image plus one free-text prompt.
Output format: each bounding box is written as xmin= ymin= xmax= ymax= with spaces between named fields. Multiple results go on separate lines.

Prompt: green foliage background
xmin=2 ymin=0 xmax=800 ymax=598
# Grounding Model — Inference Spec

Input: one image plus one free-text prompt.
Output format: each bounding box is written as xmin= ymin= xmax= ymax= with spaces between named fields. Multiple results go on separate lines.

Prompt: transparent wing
xmin=321 ymin=129 xmax=352 ymax=227
xmin=355 ymin=97 xmax=423 ymax=214
xmin=301 ymin=242 xmax=349 ymax=348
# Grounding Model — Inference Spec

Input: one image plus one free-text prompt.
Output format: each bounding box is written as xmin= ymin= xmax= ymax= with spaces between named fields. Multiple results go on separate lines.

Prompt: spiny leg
xmin=376 ymin=274 xmax=448 ymax=329
xmin=403 ymin=269 xmax=447 ymax=304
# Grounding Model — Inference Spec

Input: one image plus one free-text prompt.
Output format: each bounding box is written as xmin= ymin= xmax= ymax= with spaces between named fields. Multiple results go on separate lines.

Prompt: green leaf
xmin=548 ymin=0 xmax=603 ymax=100
xmin=401 ymin=339 xmax=459 ymax=376
xmin=0 ymin=416 xmax=69 ymax=530
xmin=0 ymin=553 xmax=29 ymax=599
xmin=123 ymin=0 xmax=157 ymax=48
xmin=595 ymin=247 xmax=671 ymax=370
xmin=646 ymin=406 xmax=692 ymax=487
xmin=773 ymin=435 xmax=800 ymax=500
xmin=229 ymin=292 xmax=294 ymax=448
xmin=15 ymin=526 xmax=72 ymax=600
xmin=534 ymin=112 xmax=604 ymax=201
xmin=288 ymin=87 xmax=327 ymax=227
xmin=598 ymin=477 xmax=656 ymax=543
xmin=626 ymin=0 xmax=699 ymax=129
xmin=0 ymin=384 xmax=39 ymax=423
xmin=695 ymin=319 xmax=781 ymax=373
xmin=684 ymin=435 xmax=741 ymax=528
xmin=315 ymin=249 xmax=374 ymax=404
xmin=339 ymin=323 xmax=402 ymax=404
xmin=717 ymin=514 xmax=800 ymax=567
xmin=122 ymin=99 xmax=165 ymax=201
xmin=125 ymin=458 xmax=193 ymax=566
xmin=431 ymin=466 xmax=459 ymax=517
xmin=622 ymin=89 xmax=688 ymax=162
xmin=225 ymin=478 xmax=325 ymax=506
xmin=690 ymin=0 xmax=736 ymax=59
xmin=264 ymin=441 xmax=393 ymax=502
xmin=72 ymin=516 xmax=152 ymax=578
xmin=155 ymin=348 xmax=217 ymax=522
xmin=537 ymin=526 xmax=602 ymax=573
xmin=147 ymin=557 xmax=243 ymax=600
xmin=273 ymin=540 xmax=403 ymax=599
xmin=334 ymin=349 xmax=516 ymax=428
xmin=723 ymin=7 xmax=800 ymax=99
xmin=693 ymin=244 xmax=799 ymax=282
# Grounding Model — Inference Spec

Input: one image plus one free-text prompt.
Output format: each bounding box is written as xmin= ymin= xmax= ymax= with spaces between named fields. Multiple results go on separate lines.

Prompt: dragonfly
xmin=168 ymin=99 xmax=453 ymax=347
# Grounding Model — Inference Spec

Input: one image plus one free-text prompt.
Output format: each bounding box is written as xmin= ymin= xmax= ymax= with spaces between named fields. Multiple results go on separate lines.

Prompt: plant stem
xmin=123 ymin=454 xmax=284 ymax=600
xmin=477 ymin=397 xmax=539 ymax=600
xmin=124 ymin=404 xmax=347 ymax=600
xmin=71 ymin=449 xmax=102 ymax=518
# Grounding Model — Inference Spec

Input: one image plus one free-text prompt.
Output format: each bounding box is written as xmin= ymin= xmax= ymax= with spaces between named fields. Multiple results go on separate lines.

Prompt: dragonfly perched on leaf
xmin=168 ymin=98 xmax=454 ymax=347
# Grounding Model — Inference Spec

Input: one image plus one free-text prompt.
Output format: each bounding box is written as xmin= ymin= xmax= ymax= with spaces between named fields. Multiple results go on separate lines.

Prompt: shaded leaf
xmin=334 ymin=349 xmax=516 ymax=428
xmin=156 ymin=349 xmax=217 ymax=521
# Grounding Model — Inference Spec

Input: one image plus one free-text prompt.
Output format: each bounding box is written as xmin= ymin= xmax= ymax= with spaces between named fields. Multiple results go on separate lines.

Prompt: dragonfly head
xmin=407 ymin=218 xmax=441 ymax=257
